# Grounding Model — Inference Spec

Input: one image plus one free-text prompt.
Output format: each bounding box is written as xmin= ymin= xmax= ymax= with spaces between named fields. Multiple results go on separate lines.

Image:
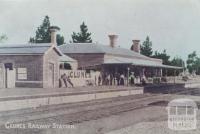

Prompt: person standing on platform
xmin=120 ymin=74 xmax=125 ymax=85
xmin=67 ymin=76 xmax=74 ymax=87
xmin=110 ymin=74 xmax=113 ymax=85
xmin=141 ymin=74 xmax=147 ymax=85
xmin=106 ymin=74 xmax=111 ymax=85
xmin=61 ymin=73 xmax=68 ymax=87
xmin=129 ymin=72 xmax=135 ymax=86
xmin=98 ymin=74 xmax=102 ymax=86
xmin=116 ymin=73 xmax=120 ymax=85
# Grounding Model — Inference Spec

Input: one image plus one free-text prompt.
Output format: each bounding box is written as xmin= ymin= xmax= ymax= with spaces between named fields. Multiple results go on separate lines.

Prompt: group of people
xmin=97 ymin=72 xmax=148 ymax=86
xmin=97 ymin=72 xmax=146 ymax=86
xmin=60 ymin=72 xmax=147 ymax=88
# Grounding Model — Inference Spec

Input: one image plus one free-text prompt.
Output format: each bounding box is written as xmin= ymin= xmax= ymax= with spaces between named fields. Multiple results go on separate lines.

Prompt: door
xmin=4 ymin=63 xmax=15 ymax=88
xmin=0 ymin=64 xmax=5 ymax=88
xmin=48 ymin=63 xmax=54 ymax=88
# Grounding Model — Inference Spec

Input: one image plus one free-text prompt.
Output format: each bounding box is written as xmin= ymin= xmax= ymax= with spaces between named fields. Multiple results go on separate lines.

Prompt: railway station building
xmin=0 ymin=29 xmax=182 ymax=88
xmin=59 ymin=35 xmax=182 ymax=85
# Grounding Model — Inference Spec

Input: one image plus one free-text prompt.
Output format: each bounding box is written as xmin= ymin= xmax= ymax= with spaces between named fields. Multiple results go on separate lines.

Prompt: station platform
xmin=0 ymin=82 xmax=199 ymax=112
xmin=0 ymin=86 xmax=142 ymax=98
xmin=0 ymin=86 xmax=143 ymax=112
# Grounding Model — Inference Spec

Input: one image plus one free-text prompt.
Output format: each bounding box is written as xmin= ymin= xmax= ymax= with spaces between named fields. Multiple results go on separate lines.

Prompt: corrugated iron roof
xmin=59 ymin=55 xmax=77 ymax=62
xmin=59 ymin=43 xmax=148 ymax=58
xmin=104 ymin=56 xmax=182 ymax=69
xmin=59 ymin=43 xmax=182 ymax=69
xmin=0 ymin=43 xmax=51 ymax=55
xmin=0 ymin=43 xmax=77 ymax=63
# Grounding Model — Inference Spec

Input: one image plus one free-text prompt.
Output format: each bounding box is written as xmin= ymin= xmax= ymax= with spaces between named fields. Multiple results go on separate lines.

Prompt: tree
xmin=167 ymin=56 xmax=185 ymax=76
xmin=152 ymin=50 xmax=185 ymax=76
xmin=29 ymin=16 xmax=64 ymax=45
xmin=195 ymin=57 xmax=200 ymax=74
xmin=187 ymin=51 xmax=200 ymax=74
xmin=0 ymin=34 xmax=8 ymax=43
xmin=170 ymin=57 xmax=185 ymax=67
xmin=140 ymin=36 xmax=153 ymax=57
xmin=71 ymin=22 xmax=92 ymax=43
xmin=152 ymin=49 xmax=171 ymax=65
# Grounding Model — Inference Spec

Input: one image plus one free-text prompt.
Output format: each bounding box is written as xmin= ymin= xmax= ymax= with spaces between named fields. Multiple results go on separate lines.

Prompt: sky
xmin=0 ymin=0 xmax=200 ymax=60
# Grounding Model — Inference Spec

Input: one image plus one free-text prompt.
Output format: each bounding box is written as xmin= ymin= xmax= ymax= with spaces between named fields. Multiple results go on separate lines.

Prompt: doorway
xmin=48 ymin=63 xmax=54 ymax=88
xmin=4 ymin=63 xmax=15 ymax=88
xmin=0 ymin=64 xmax=5 ymax=88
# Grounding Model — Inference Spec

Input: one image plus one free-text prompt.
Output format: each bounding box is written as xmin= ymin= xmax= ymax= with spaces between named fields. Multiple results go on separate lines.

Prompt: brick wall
xmin=0 ymin=55 xmax=43 ymax=87
xmin=65 ymin=53 xmax=104 ymax=69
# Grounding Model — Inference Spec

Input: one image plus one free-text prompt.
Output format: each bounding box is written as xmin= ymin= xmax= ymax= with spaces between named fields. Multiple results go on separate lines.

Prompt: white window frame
xmin=17 ymin=68 xmax=27 ymax=80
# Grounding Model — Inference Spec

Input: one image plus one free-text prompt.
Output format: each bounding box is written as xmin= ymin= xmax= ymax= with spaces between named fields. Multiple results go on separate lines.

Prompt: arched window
xmin=64 ymin=63 xmax=72 ymax=70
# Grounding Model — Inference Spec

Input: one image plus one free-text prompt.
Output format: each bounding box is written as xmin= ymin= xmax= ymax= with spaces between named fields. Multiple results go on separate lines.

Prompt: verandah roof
xmin=59 ymin=55 xmax=77 ymax=62
xmin=103 ymin=57 xmax=183 ymax=69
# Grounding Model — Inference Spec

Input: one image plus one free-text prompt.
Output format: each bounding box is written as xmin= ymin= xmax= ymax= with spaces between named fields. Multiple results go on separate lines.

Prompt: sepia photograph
xmin=0 ymin=0 xmax=199 ymax=133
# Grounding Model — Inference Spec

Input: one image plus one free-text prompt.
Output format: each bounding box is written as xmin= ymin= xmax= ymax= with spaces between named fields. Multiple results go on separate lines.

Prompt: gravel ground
xmin=106 ymin=121 xmax=200 ymax=134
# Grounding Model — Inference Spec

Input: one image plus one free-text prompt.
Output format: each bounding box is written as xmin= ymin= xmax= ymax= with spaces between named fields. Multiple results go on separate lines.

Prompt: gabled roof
xmin=59 ymin=43 xmax=182 ymax=69
xmin=0 ymin=43 xmax=77 ymax=63
xmin=59 ymin=43 xmax=145 ymax=57
xmin=58 ymin=43 xmax=162 ymax=62
xmin=0 ymin=43 xmax=51 ymax=55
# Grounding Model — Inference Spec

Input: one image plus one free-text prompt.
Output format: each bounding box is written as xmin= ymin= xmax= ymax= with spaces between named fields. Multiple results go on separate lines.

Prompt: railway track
xmin=0 ymin=93 xmax=167 ymax=133
xmin=175 ymin=88 xmax=200 ymax=96
xmin=0 ymin=94 xmax=154 ymax=119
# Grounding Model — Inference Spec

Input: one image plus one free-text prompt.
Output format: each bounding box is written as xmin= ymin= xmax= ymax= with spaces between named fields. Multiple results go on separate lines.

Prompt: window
xmin=64 ymin=63 xmax=72 ymax=70
xmin=17 ymin=68 xmax=27 ymax=80
xmin=4 ymin=63 xmax=13 ymax=70
xmin=59 ymin=63 xmax=72 ymax=70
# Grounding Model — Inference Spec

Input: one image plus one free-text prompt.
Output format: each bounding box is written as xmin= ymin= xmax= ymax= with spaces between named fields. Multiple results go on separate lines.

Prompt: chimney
xmin=49 ymin=26 xmax=60 ymax=46
xmin=131 ymin=40 xmax=140 ymax=53
xmin=108 ymin=34 xmax=118 ymax=48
